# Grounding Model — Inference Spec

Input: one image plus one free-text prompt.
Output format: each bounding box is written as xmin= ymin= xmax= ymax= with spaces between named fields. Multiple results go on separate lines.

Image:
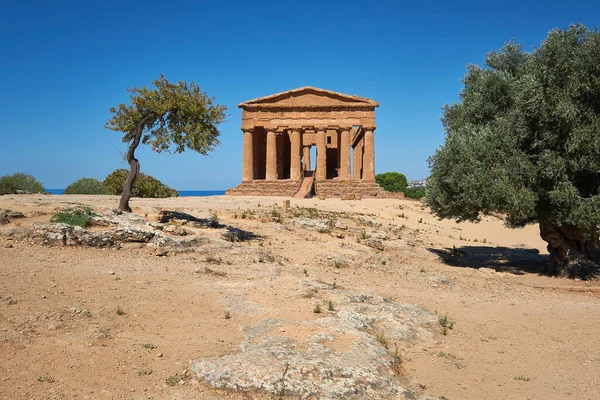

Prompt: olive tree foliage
xmin=105 ymin=75 xmax=226 ymax=212
xmin=427 ymin=24 xmax=600 ymax=277
xmin=375 ymin=172 xmax=408 ymax=193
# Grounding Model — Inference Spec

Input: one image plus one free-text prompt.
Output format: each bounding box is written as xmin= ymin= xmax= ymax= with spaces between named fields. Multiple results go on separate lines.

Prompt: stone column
xmin=316 ymin=127 xmax=327 ymax=180
xmin=363 ymin=127 xmax=376 ymax=180
xmin=266 ymin=128 xmax=278 ymax=181
xmin=242 ymin=128 xmax=254 ymax=182
xmin=340 ymin=128 xmax=351 ymax=180
xmin=303 ymin=146 xmax=311 ymax=170
xmin=290 ymin=129 xmax=301 ymax=181
xmin=276 ymin=133 xmax=284 ymax=179
xmin=353 ymin=136 xmax=363 ymax=180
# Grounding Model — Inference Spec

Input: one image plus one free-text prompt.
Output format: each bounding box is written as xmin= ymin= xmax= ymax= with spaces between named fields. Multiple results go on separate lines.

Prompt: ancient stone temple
xmin=226 ymin=86 xmax=384 ymax=198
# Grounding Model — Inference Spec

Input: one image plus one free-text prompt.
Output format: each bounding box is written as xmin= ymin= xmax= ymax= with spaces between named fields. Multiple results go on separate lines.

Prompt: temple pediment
xmin=238 ymin=86 xmax=379 ymax=109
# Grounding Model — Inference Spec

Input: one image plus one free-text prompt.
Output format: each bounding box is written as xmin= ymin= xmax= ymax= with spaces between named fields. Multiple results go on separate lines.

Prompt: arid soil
xmin=1 ymin=194 xmax=599 ymax=399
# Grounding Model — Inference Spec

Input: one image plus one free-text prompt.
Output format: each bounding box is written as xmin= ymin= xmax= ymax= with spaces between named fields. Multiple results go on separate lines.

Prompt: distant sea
xmin=46 ymin=189 xmax=225 ymax=197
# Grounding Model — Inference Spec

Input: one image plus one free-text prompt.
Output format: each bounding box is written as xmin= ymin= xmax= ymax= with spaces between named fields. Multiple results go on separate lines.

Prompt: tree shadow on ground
xmin=428 ymin=245 xmax=549 ymax=275
xmin=221 ymin=226 xmax=263 ymax=242
xmin=158 ymin=210 xmax=264 ymax=242
xmin=158 ymin=210 xmax=224 ymax=228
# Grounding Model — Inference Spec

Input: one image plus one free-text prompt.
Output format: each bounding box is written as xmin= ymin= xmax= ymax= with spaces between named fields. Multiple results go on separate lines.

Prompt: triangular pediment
xmin=238 ymin=86 xmax=379 ymax=108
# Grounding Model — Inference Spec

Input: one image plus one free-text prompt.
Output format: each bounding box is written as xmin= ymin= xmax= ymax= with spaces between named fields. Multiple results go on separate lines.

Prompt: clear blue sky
xmin=1 ymin=0 xmax=598 ymax=190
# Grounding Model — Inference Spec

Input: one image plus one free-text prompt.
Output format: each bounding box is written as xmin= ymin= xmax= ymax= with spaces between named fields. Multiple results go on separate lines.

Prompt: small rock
xmin=7 ymin=211 xmax=25 ymax=219
xmin=0 ymin=209 xmax=9 ymax=225
xmin=108 ymin=271 xmax=115 ymax=275
xmin=156 ymin=352 xmax=163 ymax=358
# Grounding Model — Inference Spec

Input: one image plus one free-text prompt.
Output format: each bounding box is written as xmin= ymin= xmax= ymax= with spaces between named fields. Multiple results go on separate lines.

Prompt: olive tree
xmin=427 ymin=24 xmax=600 ymax=277
xmin=105 ymin=75 xmax=226 ymax=211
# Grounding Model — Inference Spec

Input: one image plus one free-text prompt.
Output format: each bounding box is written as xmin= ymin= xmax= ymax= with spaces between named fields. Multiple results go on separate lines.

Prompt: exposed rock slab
xmin=192 ymin=286 xmax=439 ymax=399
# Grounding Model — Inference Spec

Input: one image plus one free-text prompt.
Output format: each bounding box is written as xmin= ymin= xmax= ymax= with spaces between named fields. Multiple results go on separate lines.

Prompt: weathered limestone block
xmin=68 ymin=226 xmax=115 ymax=247
xmin=150 ymin=231 xmax=202 ymax=248
xmin=162 ymin=224 xmax=188 ymax=236
xmin=114 ymin=226 xmax=155 ymax=243
xmin=294 ymin=218 xmax=332 ymax=232
xmin=363 ymin=238 xmax=384 ymax=251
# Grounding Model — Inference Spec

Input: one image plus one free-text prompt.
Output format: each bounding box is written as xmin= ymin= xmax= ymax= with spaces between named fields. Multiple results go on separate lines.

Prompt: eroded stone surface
xmin=2 ymin=209 xmax=207 ymax=250
xmin=294 ymin=218 xmax=332 ymax=232
xmin=192 ymin=283 xmax=439 ymax=400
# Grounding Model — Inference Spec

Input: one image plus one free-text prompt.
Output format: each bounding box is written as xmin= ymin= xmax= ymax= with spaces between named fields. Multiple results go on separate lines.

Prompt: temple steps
xmin=226 ymin=179 xmax=384 ymax=198
xmin=226 ymin=180 xmax=302 ymax=197
xmin=293 ymin=171 xmax=315 ymax=198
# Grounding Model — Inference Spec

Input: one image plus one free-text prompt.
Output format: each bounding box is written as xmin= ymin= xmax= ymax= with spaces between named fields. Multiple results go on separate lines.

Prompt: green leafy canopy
xmin=104 ymin=169 xmax=178 ymax=198
xmin=64 ymin=178 xmax=108 ymax=195
xmin=0 ymin=173 xmax=45 ymax=195
xmin=427 ymin=24 xmax=600 ymax=238
xmin=105 ymin=74 xmax=227 ymax=155
xmin=376 ymin=172 xmax=408 ymax=193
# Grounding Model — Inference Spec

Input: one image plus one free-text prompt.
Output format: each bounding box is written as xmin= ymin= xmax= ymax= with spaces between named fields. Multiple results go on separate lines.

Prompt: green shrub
xmin=103 ymin=169 xmax=178 ymax=198
xmin=375 ymin=172 xmax=407 ymax=193
xmin=0 ymin=173 xmax=46 ymax=195
xmin=50 ymin=206 xmax=95 ymax=227
xmin=404 ymin=188 xmax=426 ymax=200
xmin=64 ymin=178 xmax=108 ymax=195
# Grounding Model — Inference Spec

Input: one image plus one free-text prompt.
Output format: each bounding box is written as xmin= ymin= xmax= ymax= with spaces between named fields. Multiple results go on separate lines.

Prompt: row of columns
xmin=242 ymin=126 xmax=375 ymax=182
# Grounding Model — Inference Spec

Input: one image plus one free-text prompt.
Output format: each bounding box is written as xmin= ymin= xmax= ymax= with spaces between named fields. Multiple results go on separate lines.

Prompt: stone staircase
xmin=226 ymin=180 xmax=302 ymax=196
xmin=293 ymin=171 xmax=315 ymax=198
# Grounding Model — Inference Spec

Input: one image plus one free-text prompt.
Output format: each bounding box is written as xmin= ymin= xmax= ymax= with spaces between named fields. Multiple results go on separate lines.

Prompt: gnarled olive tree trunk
xmin=118 ymin=114 xmax=155 ymax=212
xmin=539 ymin=220 xmax=600 ymax=278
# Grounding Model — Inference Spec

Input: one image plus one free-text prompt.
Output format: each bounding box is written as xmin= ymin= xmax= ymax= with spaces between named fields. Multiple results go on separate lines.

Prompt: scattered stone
xmin=162 ymin=224 xmax=188 ymax=236
xmin=70 ymin=307 xmax=92 ymax=318
xmin=114 ymin=226 xmax=155 ymax=243
xmin=6 ymin=211 xmax=25 ymax=219
xmin=108 ymin=271 xmax=115 ymax=275
xmin=271 ymin=223 xmax=289 ymax=231
xmin=333 ymin=220 xmax=348 ymax=230
xmin=0 ymin=296 xmax=17 ymax=305
xmin=149 ymin=231 xmax=202 ymax=248
xmin=363 ymin=239 xmax=385 ymax=251
xmin=294 ymin=218 xmax=332 ymax=232
xmin=371 ymin=231 xmax=389 ymax=241
xmin=0 ymin=209 xmax=10 ymax=225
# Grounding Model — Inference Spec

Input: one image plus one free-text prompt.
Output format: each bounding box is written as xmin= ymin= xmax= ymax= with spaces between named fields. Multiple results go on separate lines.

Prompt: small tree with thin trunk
xmin=427 ymin=24 xmax=600 ymax=278
xmin=105 ymin=75 xmax=226 ymax=212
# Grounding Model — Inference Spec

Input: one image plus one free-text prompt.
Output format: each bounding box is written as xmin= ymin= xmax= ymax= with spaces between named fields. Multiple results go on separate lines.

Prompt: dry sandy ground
xmin=1 ymin=194 xmax=599 ymax=399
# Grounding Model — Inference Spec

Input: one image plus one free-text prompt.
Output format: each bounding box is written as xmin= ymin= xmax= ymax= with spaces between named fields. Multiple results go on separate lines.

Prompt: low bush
xmin=103 ymin=169 xmax=178 ymax=198
xmin=404 ymin=188 xmax=426 ymax=200
xmin=0 ymin=173 xmax=45 ymax=195
xmin=64 ymin=178 xmax=108 ymax=195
